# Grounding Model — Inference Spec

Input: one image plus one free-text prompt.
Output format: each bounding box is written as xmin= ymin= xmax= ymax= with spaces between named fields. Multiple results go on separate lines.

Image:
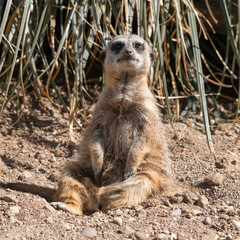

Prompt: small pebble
xmin=44 ymin=203 xmax=56 ymax=213
xmin=204 ymin=172 xmax=224 ymax=186
xmin=115 ymin=209 xmax=122 ymax=215
xmin=170 ymin=208 xmax=181 ymax=216
xmin=225 ymin=234 xmax=233 ymax=240
xmin=135 ymin=231 xmax=147 ymax=240
xmin=192 ymin=209 xmax=202 ymax=216
xmin=170 ymin=233 xmax=177 ymax=240
xmin=231 ymin=219 xmax=240 ymax=230
xmin=8 ymin=205 xmax=20 ymax=215
xmin=122 ymin=226 xmax=135 ymax=236
xmin=81 ymin=227 xmax=97 ymax=239
xmin=202 ymin=233 xmax=219 ymax=240
xmin=204 ymin=217 xmax=212 ymax=225
xmin=1 ymin=196 xmax=14 ymax=202
xmin=91 ymin=211 xmax=101 ymax=218
xmin=162 ymin=229 xmax=169 ymax=235
xmin=137 ymin=209 xmax=146 ymax=217
xmin=45 ymin=216 xmax=54 ymax=224
xmin=113 ymin=216 xmax=123 ymax=226
xmin=182 ymin=191 xmax=198 ymax=204
xmin=128 ymin=217 xmax=135 ymax=222
xmin=197 ymin=195 xmax=209 ymax=208
xmin=157 ymin=233 xmax=167 ymax=240
xmin=9 ymin=216 xmax=19 ymax=224
xmin=63 ymin=223 xmax=74 ymax=230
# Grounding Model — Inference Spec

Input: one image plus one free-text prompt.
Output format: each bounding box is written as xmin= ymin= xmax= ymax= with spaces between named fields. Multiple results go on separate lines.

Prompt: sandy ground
xmin=0 ymin=98 xmax=239 ymax=240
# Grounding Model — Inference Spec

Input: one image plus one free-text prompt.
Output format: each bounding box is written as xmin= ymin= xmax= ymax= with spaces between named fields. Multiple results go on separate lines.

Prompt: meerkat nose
xmin=124 ymin=49 xmax=133 ymax=57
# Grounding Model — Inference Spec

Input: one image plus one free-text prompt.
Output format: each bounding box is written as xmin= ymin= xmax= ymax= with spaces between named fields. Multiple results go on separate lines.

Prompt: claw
xmin=51 ymin=202 xmax=69 ymax=211
xmin=51 ymin=202 xmax=82 ymax=215
xmin=123 ymin=168 xmax=135 ymax=180
xmin=93 ymin=166 xmax=102 ymax=182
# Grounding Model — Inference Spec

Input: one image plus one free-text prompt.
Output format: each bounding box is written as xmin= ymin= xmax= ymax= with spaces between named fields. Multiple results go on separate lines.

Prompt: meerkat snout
xmin=124 ymin=48 xmax=133 ymax=57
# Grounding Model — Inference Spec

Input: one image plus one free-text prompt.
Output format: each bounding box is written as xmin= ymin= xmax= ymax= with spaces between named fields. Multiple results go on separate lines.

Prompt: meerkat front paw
xmin=51 ymin=202 xmax=83 ymax=215
xmin=123 ymin=167 xmax=137 ymax=180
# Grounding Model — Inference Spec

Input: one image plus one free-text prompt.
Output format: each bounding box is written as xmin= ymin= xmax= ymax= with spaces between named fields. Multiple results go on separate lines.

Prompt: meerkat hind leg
xmin=51 ymin=176 xmax=93 ymax=215
xmin=99 ymin=170 xmax=164 ymax=212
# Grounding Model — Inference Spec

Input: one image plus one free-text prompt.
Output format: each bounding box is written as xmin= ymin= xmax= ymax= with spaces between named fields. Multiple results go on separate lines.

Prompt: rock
xmin=49 ymin=156 xmax=57 ymax=163
xmin=18 ymin=171 xmax=32 ymax=181
xmin=44 ymin=203 xmax=56 ymax=213
xmin=204 ymin=217 xmax=212 ymax=225
xmin=115 ymin=209 xmax=123 ymax=215
xmin=9 ymin=215 xmax=20 ymax=224
xmin=122 ymin=226 xmax=135 ymax=236
xmin=215 ymin=158 xmax=230 ymax=169
xmin=170 ymin=208 xmax=181 ymax=216
xmin=163 ymin=199 xmax=172 ymax=207
xmin=225 ymin=235 xmax=233 ymax=240
xmin=63 ymin=223 xmax=74 ymax=230
xmin=137 ymin=209 xmax=146 ymax=217
xmin=161 ymin=229 xmax=169 ymax=235
xmin=201 ymin=233 xmax=219 ymax=240
xmin=113 ymin=216 xmax=123 ymax=226
xmin=48 ymin=173 xmax=59 ymax=182
xmin=8 ymin=205 xmax=20 ymax=215
xmin=220 ymin=205 xmax=236 ymax=216
xmin=45 ymin=216 xmax=54 ymax=224
xmin=135 ymin=231 xmax=148 ymax=240
xmin=170 ymin=233 xmax=177 ymax=240
xmin=128 ymin=217 xmax=135 ymax=222
xmin=197 ymin=195 xmax=209 ymax=208
xmin=1 ymin=196 xmax=14 ymax=202
xmin=81 ymin=227 xmax=97 ymax=239
xmin=182 ymin=191 xmax=198 ymax=204
xmin=0 ymin=158 xmax=8 ymax=174
xmin=169 ymin=194 xmax=183 ymax=204
xmin=157 ymin=233 xmax=167 ymax=240
xmin=177 ymin=233 xmax=186 ymax=240
xmin=91 ymin=211 xmax=101 ymax=218
xmin=204 ymin=172 xmax=224 ymax=186
xmin=192 ymin=209 xmax=202 ymax=216
xmin=35 ymin=152 xmax=46 ymax=160
xmin=231 ymin=219 xmax=240 ymax=230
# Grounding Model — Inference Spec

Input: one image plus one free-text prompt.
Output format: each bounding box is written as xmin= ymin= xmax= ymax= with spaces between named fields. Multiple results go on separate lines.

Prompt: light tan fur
xmin=51 ymin=35 xmax=173 ymax=214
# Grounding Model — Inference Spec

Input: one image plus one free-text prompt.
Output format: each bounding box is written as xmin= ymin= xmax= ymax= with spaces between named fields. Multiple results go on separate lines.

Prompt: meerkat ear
xmin=150 ymin=52 xmax=155 ymax=64
xmin=100 ymin=50 xmax=106 ymax=63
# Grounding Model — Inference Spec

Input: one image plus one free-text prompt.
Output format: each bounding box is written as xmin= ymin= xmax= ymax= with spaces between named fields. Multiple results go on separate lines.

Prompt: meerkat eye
xmin=111 ymin=42 xmax=124 ymax=54
xmin=134 ymin=42 xmax=144 ymax=51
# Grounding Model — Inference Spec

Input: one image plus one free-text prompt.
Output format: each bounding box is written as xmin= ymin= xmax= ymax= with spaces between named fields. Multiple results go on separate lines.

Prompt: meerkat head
xmin=101 ymin=35 xmax=154 ymax=78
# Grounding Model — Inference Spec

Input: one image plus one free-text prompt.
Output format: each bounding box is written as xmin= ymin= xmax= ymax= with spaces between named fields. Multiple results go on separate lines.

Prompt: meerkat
xmin=51 ymin=35 xmax=173 ymax=215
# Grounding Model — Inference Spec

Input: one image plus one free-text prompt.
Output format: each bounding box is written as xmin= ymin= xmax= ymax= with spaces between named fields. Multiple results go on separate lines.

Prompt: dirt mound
xmin=0 ymin=100 xmax=239 ymax=240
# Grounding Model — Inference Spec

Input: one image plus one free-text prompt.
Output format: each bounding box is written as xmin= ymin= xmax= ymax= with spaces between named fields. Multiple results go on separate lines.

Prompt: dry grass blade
xmin=0 ymin=0 xmax=12 ymax=47
xmin=1 ymin=0 xmax=31 ymax=115
xmin=187 ymin=1 xmax=215 ymax=155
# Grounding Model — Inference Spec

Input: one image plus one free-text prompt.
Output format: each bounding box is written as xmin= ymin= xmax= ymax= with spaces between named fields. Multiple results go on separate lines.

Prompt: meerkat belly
xmin=104 ymin=117 xmax=136 ymax=162
xmin=100 ymin=104 xmax=144 ymax=185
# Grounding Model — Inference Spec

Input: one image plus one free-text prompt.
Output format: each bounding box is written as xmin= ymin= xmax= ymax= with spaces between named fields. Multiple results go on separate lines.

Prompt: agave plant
xmin=0 ymin=0 xmax=239 ymax=151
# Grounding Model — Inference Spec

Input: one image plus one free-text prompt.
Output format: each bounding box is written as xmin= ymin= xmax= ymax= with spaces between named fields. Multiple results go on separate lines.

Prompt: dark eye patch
xmin=133 ymin=42 xmax=144 ymax=51
xmin=111 ymin=41 xmax=124 ymax=54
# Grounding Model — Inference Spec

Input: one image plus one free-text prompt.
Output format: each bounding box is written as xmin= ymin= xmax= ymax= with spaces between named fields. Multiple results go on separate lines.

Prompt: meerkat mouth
xmin=117 ymin=58 xmax=139 ymax=63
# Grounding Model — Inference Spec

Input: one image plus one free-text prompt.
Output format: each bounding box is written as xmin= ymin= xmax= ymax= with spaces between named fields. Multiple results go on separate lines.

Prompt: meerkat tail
xmin=51 ymin=176 xmax=97 ymax=215
xmin=98 ymin=170 xmax=167 ymax=211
